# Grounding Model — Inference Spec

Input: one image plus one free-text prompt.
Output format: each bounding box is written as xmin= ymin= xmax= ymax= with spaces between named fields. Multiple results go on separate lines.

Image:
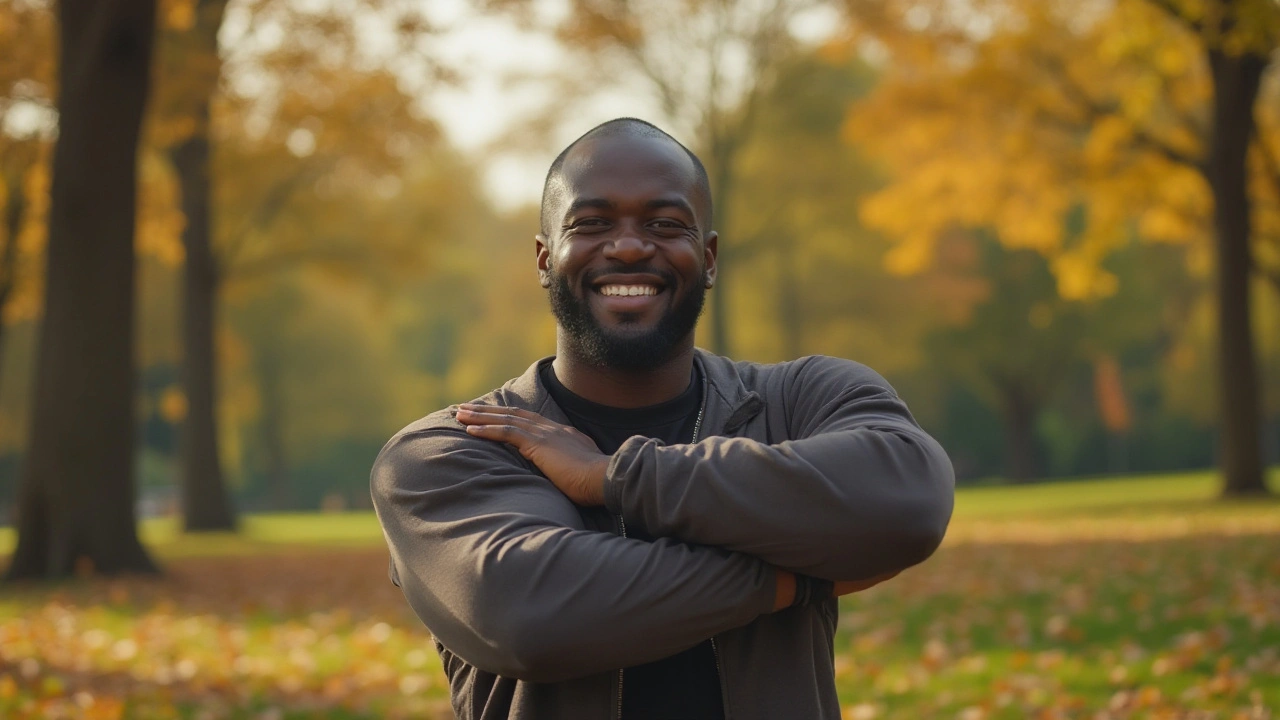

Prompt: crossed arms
xmin=371 ymin=356 xmax=954 ymax=683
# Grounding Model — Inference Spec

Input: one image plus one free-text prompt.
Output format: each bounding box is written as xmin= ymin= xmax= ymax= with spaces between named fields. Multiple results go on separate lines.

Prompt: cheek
xmin=552 ymin=242 xmax=589 ymax=272
xmin=546 ymin=247 xmax=593 ymax=290
xmin=670 ymin=243 xmax=706 ymax=274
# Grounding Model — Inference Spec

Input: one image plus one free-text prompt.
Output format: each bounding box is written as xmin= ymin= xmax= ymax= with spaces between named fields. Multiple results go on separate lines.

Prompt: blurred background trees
xmin=152 ymin=0 xmax=438 ymax=530
xmin=0 ymin=0 xmax=1276 ymax=565
xmin=846 ymin=0 xmax=1279 ymax=494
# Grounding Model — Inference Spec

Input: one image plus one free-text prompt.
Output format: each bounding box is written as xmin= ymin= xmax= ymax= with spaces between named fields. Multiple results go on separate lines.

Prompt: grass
xmin=2 ymin=467 xmax=1275 ymax=557
xmin=0 ymin=469 xmax=1277 ymax=719
xmin=952 ymin=467 xmax=1280 ymax=519
xmin=0 ymin=512 xmax=388 ymax=559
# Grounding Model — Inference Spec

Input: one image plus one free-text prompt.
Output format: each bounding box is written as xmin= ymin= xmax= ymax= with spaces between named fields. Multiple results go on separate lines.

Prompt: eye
xmin=567 ymin=217 xmax=609 ymax=232
xmin=650 ymin=218 xmax=690 ymax=231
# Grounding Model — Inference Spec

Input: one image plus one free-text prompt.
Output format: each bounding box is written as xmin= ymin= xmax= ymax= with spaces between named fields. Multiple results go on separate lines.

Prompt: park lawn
xmin=0 ymin=511 xmax=389 ymax=559
xmin=1 ymin=467 xmax=1276 ymax=557
xmin=0 ymin=469 xmax=1276 ymax=719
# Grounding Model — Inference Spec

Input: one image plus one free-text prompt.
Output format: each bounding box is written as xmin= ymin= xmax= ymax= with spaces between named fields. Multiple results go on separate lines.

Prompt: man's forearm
xmin=605 ymin=424 xmax=954 ymax=581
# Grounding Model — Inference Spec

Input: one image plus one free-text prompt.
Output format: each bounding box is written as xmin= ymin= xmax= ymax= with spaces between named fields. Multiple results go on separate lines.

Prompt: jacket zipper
xmin=614 ymin=371 xmax=712 ymax=720
xmin=710 ymin=637 xmax=728 ymax=716
xmin=615 ymin=513 xmax=627 ymax=720
xmin=691 ymin=378 xmax=730 ymax=718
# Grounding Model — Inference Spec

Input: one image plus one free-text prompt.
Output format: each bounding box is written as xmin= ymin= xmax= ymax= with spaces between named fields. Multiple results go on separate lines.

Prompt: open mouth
xmin=589 ymin=272 xmax=669 ymax=300
xmin=597 ymin=284 xmax=662 ymax=297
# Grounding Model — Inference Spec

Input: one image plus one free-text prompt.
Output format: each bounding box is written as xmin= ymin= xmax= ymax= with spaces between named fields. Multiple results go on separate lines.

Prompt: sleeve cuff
xmin=602 ymin=435 xmax=652 ymax=517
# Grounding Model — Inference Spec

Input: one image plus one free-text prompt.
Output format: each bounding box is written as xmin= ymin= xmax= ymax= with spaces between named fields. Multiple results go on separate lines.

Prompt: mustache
xmin=579 ymin=265 xmax=679 ymax=288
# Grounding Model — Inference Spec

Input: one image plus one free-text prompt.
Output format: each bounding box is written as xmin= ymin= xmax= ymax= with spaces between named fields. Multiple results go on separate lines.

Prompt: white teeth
xmin=600 ymin=285 xmax=659 ymax=297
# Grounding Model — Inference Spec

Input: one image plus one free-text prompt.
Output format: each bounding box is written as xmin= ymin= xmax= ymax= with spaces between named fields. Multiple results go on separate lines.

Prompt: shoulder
xmin=699 ymin=350 xmax=895 ymax=397
xmin=786 ymin=355 xmax=896 ymax=395
xmin=371 ymin=377 xmax=542 ymax=496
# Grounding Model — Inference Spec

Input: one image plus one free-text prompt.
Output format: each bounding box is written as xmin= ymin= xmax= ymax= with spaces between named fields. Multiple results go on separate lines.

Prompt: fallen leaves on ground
xmin=0 ymin=515 xmax=1277 ymax=719
xmin=836 ymin=531 xmax=1279 ymax=719
xmin=0 ymin=551 xmax=451 ymax=719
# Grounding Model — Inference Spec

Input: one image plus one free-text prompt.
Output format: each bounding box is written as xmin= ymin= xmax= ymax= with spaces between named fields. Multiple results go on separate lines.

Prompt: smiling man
xmin=371 ymin=118 xmax=955 ymax=720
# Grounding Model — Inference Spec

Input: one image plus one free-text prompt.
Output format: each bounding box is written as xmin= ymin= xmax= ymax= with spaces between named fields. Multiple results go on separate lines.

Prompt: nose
xmin=603 ymin=230 xmax=656 ymax=265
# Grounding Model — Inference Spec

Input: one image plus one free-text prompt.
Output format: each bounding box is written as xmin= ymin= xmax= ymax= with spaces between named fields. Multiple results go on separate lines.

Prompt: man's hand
xmin=456 ymin=404 xmax=611 ymax=506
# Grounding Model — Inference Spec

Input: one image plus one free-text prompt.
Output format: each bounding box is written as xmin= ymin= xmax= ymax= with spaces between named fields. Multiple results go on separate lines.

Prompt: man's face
xmin=538 ymin=134 xmax=717 ymax=371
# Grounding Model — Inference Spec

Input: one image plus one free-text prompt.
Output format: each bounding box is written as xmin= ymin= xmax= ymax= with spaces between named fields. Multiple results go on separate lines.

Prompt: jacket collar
xmin=503 ymin=349 xmax=765 ymax=436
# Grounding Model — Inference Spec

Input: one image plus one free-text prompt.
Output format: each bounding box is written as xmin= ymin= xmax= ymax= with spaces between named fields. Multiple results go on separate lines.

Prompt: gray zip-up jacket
xmin=371 ymin=350 xmax=954 ymax=720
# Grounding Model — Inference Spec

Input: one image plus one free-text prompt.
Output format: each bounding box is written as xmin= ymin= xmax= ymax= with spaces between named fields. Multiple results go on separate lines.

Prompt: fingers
xmin=455 ymin=405 xmax=541 ymax=427
xmin=454 ymin=405 xmax=556 ymax=448
xmin=460 ymin=421 xmax=538 ymax=448
xmin=456 ymin=403 xmax=542 ymax=422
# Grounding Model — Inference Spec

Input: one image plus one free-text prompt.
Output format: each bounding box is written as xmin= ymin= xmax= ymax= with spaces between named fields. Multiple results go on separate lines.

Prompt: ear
xmin=536 ymin=234 xmax=551 ymax=287
xmin=703 ymin=231 xmax=718 ymax=288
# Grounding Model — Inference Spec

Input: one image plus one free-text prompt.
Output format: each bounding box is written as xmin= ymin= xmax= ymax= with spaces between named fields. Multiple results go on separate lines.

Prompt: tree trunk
xmin=1000 ymin=385 xmax=1040 ymax=484
xmin=258 ymin=347 xmax=291 ymax=510
xmin=172 ymin=134 xmax=236 ymax=531
xmin=5 ymin=0 xmax=159 ymax=580
xmin=1106 ymin=432 xmax=1129 ymax=475
xmin=1206 ymin=47 xmax=1268 ymax=497
xmin=168 ymin=0 xmax=236 ymax=530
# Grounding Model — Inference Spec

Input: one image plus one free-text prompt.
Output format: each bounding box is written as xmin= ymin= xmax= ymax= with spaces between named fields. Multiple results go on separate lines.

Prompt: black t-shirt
xmin=541 ymin=363 xmax=725 ymax=720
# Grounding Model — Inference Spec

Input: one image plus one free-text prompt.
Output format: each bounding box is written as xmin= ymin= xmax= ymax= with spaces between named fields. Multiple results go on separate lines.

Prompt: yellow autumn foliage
xmin=842 ymin=0 xmax=1276 ymax=301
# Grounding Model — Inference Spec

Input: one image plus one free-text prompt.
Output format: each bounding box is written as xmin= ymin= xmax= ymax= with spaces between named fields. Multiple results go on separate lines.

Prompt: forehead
xmin=557 ymin=135 xmax=703 ymax=214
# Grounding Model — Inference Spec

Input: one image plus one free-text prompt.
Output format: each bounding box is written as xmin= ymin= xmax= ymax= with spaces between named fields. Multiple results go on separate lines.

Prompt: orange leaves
xmin=1093 ymin=354 xmax=1132 ymax=432
xmin=136 ymin=151 xmax=187 ymax=267
xmin=161 ymin=0 xmax=197 ymax=32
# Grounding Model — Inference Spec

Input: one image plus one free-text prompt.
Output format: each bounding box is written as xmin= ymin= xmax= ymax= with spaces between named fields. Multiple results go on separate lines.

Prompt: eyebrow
xmin=563 ymin=197 xmax=697 ymax=218
xmin=645 ymin=197 xmax=696 ymax=216
xmin=564 ymin=198 xmax=614 ymax=218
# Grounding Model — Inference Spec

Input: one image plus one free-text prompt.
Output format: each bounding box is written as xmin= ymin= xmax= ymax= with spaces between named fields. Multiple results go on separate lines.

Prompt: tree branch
xmin=1030 ymin=50 xmax=1205 ymax=171
xmin=217 ymin=154 xmax=340 ymax=267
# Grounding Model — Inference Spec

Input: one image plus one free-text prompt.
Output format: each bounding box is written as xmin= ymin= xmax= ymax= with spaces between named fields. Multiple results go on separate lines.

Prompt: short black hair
xmin=539 ymin=118 xmax=713 ymax=238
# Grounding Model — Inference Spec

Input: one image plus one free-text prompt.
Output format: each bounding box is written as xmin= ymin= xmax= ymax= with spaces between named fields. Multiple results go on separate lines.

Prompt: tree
xmin=151 ymin=0 xmax=436 ymax=528
xmin=925 ymin=236 xmax=1091 ymax=482
xmin=5 ymin=0 xmax=159 ymax=579
xmin=724 ymin=49 xmax=958 ymax=371
xmin=844 ymin=0 xmax=1279 ymax=495
xmin=1156 ymin=0 xmax=1279 ymax=497
xmin=153 ymin=0 xmax=235 ymax=530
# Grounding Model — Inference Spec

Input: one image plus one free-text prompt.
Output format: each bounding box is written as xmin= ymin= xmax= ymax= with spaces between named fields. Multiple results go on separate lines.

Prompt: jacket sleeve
xmin=370 ymin=425 xmax=777 ymax=683
xmin=603 ymin=356 xmax=955 ymax=582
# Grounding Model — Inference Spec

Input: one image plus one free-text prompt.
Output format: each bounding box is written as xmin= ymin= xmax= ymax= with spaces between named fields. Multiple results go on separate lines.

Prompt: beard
xmin=547 ymin=265 xmax=706 ymax=372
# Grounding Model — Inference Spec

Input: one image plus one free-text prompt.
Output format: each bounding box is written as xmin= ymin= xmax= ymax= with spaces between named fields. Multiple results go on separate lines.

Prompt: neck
xmin=552 ymin=334 xmax=696 ymax=409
